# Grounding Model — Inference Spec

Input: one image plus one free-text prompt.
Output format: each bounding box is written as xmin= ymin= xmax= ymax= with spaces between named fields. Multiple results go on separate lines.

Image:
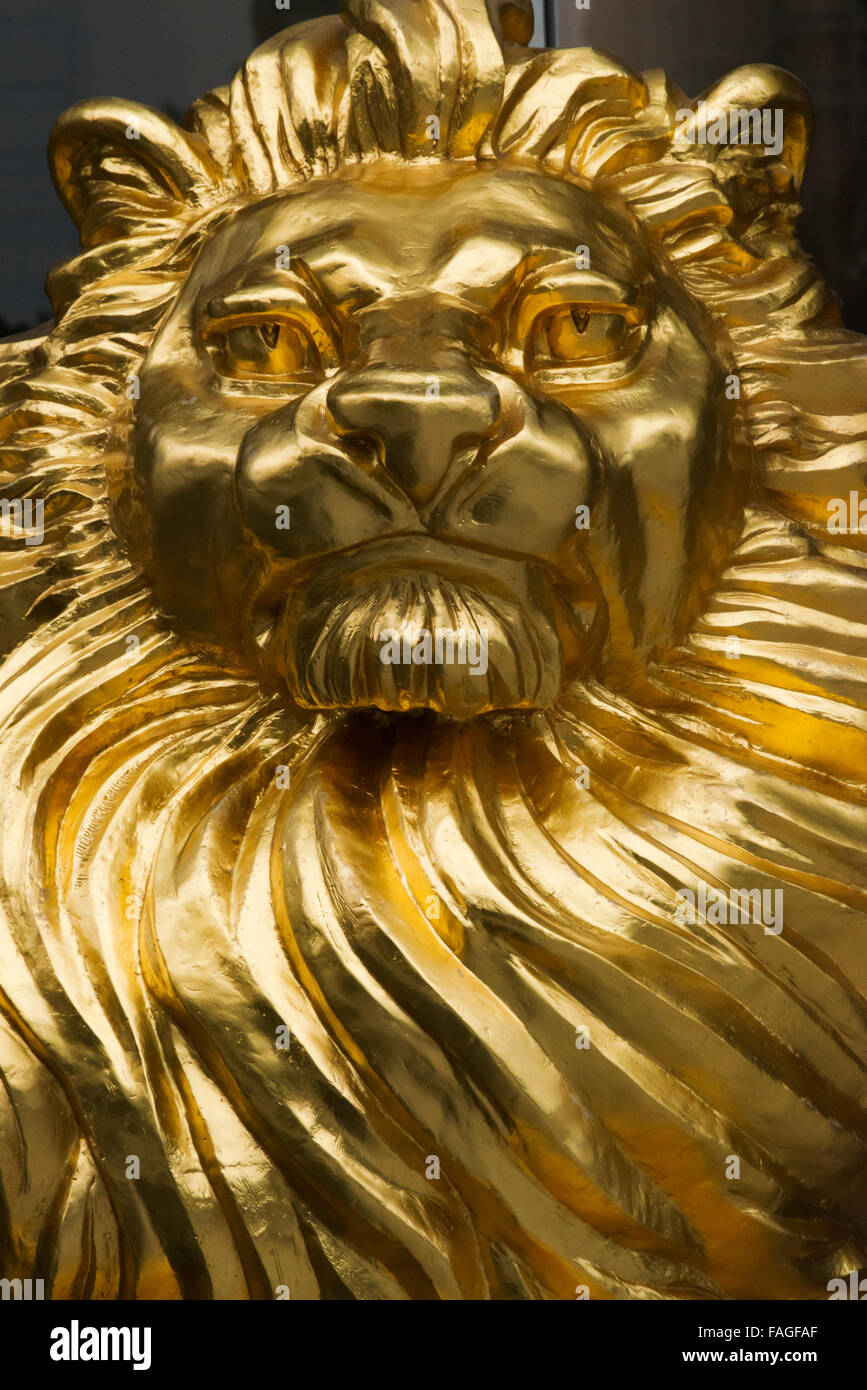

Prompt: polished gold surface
xmin=0 ymin=0 xmax=866 ymax=1299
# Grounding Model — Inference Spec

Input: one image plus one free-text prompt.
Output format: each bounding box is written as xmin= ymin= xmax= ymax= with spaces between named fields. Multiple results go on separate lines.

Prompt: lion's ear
xmin=671 ymin=65 xmax=812 ymax=239
xmin=49 ymin=99 xmax=221 ymax=249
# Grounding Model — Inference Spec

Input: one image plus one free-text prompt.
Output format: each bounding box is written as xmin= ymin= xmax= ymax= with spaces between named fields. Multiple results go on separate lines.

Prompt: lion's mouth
xmin=246 ymin=532 xmax=604 ymax=717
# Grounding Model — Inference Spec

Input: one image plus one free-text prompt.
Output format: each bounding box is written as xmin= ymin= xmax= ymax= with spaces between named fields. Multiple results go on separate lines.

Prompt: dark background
xmin=0 ymin=0 xmax=863 ymax=333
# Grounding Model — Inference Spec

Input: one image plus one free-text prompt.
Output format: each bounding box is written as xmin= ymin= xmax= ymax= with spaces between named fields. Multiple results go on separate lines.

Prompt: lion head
xmin=0 ymin=0 xmax=866 ymax=1301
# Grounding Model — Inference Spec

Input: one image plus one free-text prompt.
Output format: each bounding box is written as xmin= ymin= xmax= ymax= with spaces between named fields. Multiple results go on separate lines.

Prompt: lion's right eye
xmin=209 ymin=320 xmax=322 ymax=381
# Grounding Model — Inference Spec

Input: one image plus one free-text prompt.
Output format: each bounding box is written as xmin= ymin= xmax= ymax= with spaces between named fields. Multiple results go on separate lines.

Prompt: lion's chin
xmin=274 ymin=566 xmax=581 ymax=718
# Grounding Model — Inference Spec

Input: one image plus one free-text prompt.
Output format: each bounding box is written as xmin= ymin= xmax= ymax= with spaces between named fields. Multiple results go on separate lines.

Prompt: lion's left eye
xmin=531 ymin=306 xmax=633 ymax=366
xmin=211 ymin=320 xmax=321 ymax=379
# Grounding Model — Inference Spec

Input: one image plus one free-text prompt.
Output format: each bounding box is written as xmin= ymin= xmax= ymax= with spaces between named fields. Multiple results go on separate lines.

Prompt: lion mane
xmin=0 ymin=0 xmax=866 ymax=1300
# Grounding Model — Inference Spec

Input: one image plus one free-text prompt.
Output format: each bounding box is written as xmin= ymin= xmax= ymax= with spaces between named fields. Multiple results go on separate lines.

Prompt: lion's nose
xmin=327 ymin=368 xmax=499 ymax=510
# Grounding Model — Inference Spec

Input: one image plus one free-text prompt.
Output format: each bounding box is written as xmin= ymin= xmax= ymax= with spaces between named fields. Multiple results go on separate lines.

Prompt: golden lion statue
xmin=0 ymin=0 xmax=865 ymax=1300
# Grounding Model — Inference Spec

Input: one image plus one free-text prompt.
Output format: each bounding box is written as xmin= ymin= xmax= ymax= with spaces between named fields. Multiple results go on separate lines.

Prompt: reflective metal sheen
xmin=0 ymin=0 xmax=865 ymax=1300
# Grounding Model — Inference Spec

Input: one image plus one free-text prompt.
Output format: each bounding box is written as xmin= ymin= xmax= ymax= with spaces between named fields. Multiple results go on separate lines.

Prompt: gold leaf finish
xmin=0 ymin=0 xmax=865 ymax=1299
